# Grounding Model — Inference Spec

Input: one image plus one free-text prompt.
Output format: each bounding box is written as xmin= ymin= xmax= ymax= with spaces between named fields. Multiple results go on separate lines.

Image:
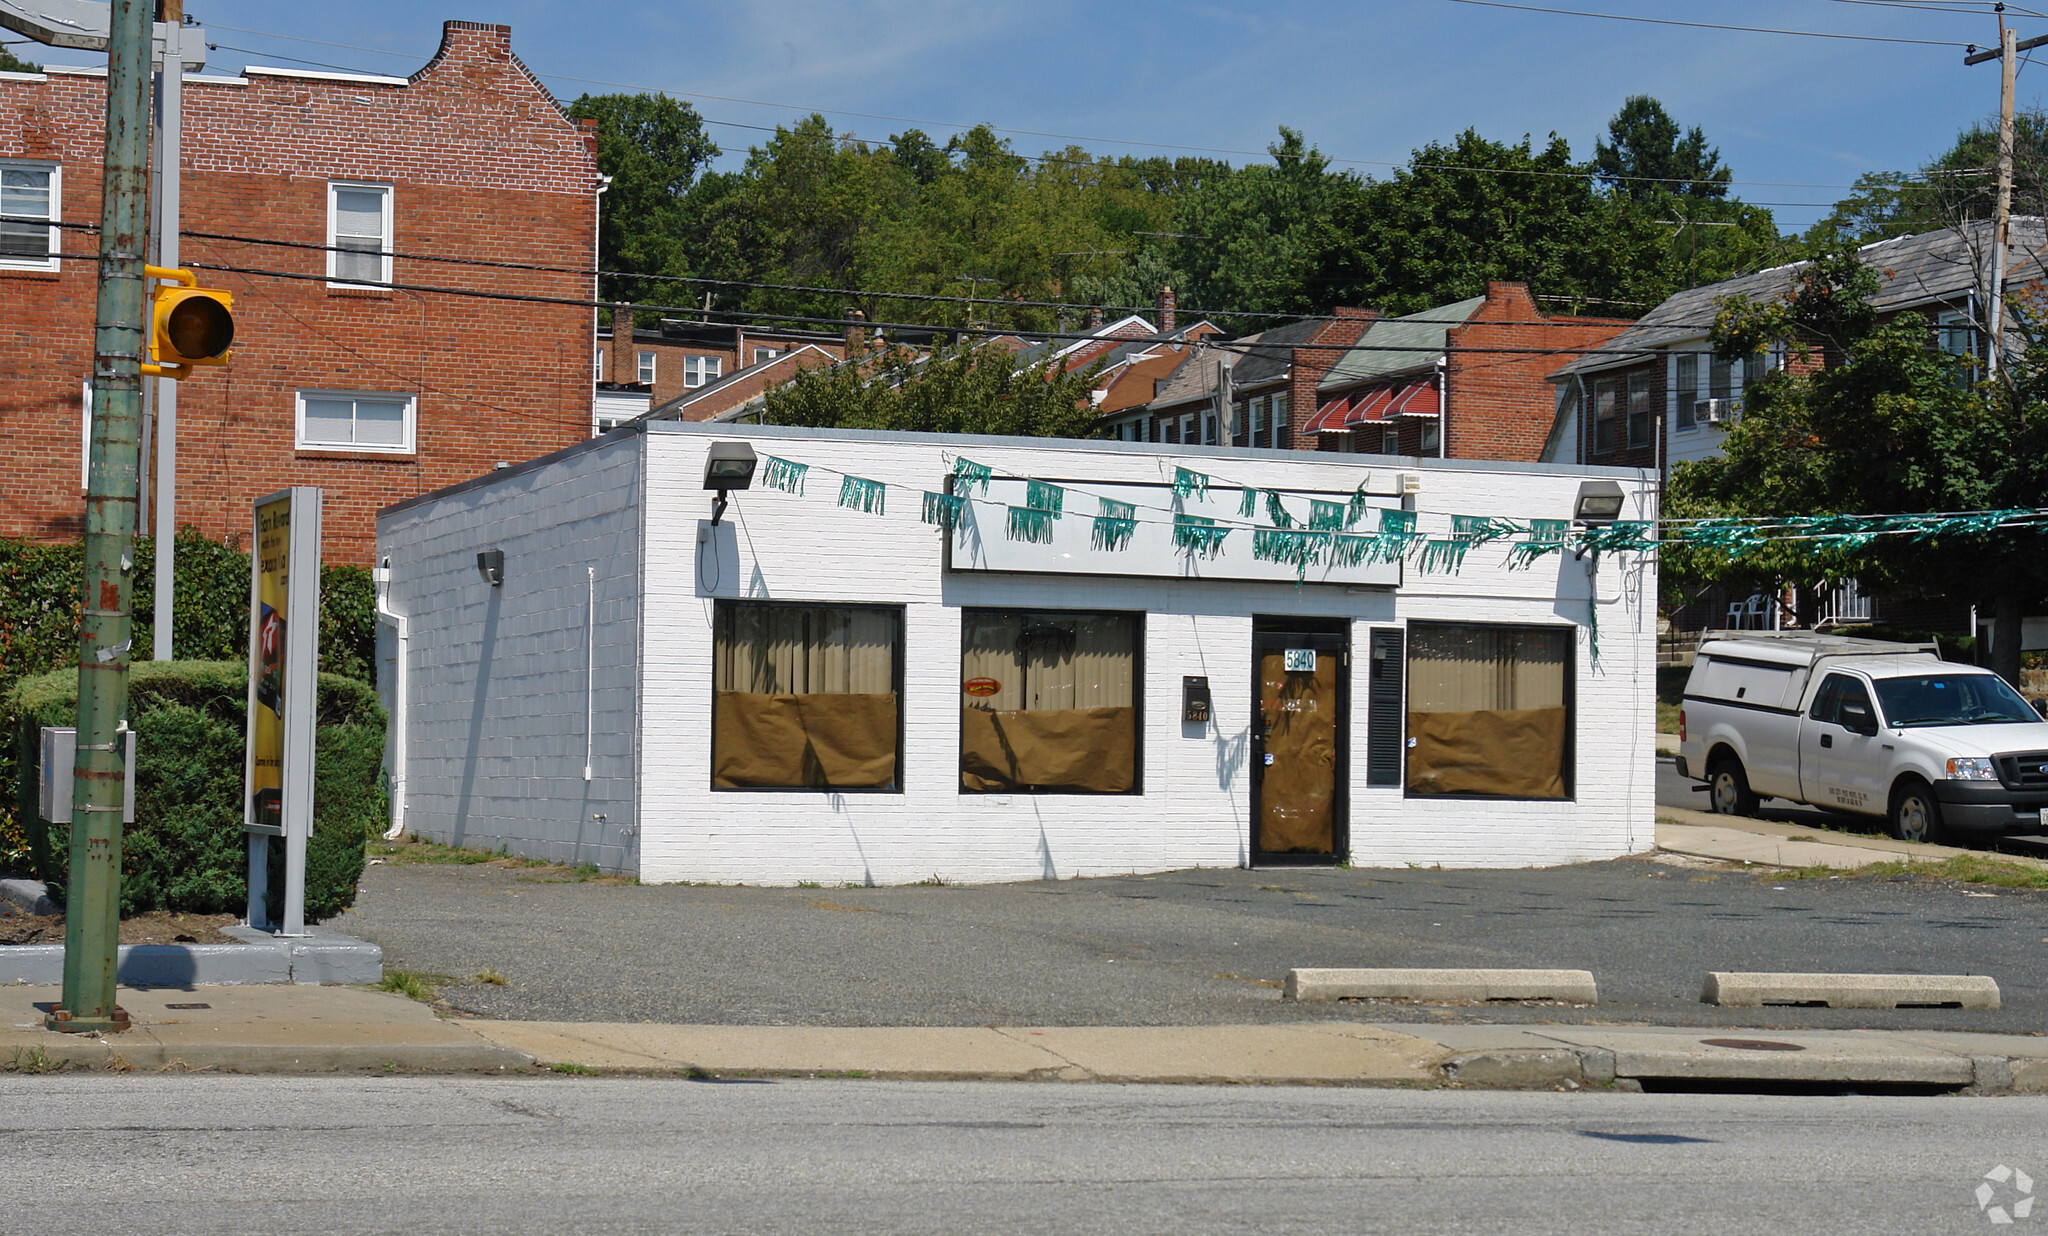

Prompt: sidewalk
xmin=5 ymin=982 xmax=2045 ymax=1091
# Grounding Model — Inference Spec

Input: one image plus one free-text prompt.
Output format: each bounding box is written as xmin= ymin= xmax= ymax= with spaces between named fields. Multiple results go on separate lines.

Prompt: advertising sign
xmin=243 ymin=488 xmax=321 ymax=934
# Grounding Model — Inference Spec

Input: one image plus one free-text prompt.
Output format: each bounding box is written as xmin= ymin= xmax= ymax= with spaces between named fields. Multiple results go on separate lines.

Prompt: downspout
xmin=1435 ymin=354 xmax=1448 ymax=459
xmin=373 ymin=557 xmax=408 ymax=840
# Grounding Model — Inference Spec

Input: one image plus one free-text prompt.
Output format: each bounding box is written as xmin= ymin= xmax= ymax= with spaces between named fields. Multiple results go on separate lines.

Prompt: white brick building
xmin=374 ymin=422 xmax=1659 ymax=884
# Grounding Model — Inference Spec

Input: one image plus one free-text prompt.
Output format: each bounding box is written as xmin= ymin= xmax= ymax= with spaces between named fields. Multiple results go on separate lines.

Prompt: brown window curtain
xmin=960 ymin=610 xmax=1138 ymax=793
xmin=713 ymin=603 xmax=900 ymax=790
xmin=1405 ymin=624 xmax=1570 ymax=800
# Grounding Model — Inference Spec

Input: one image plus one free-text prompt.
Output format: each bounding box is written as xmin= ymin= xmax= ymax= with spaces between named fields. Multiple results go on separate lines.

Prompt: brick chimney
xmin=1156 ymin=285 xmax=1176 ymax=333
xmin=845 ymin=309 xmax=867 ymax=356
xmin=1086 ymin=305 xmax=1104 ymax=331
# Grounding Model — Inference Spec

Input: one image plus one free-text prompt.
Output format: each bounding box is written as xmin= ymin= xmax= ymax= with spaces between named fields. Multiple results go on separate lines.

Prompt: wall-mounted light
xmin=1573 ymin=479 xmax=1626 ymax=525
xmin=477 ymin=549 xmax=505 ymax=586
xmin=703 ymin=440 xmax=758 ymax=526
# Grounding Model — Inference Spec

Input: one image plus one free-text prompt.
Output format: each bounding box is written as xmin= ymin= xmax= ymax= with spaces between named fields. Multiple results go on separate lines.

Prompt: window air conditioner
xmin=1701 ymin=398 xmax=1741 ymax=425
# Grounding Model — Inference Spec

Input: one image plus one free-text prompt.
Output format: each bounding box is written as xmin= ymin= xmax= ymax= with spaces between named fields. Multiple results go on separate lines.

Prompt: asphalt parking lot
xmin=337 ymin=851 xmax=2048 ymax=1034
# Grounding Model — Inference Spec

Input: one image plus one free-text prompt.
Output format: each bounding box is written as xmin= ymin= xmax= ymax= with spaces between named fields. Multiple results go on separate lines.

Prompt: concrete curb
xmin=1284 ymin=968 xmax=1598 ymax=1004
xmin=0 ymin=927 xmax=382 ymax=986
xmin=0 ymin=878 xmax=57 ymax=916
xmin=1701 ymin=971 xmax=2001 ymax=1011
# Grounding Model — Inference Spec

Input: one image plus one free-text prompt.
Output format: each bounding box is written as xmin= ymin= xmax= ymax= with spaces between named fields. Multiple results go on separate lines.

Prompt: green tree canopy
xmin=759 ymin=340 xmax=1105 ymax=438
xmin=1806 ymin=108 xmax=2048 ymax=249
xmin=0 ymin=45 xmax=39 ymax=73
xmin=1593 ymin=95 xmax=1731 ymax=201
xmin=567 ymin=92 xmax=720 ymax=319
xmin=1667 ymin=246 xmax=2048 ymax=681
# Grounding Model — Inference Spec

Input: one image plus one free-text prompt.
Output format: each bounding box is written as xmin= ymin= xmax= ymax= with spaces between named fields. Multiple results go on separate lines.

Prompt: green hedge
xmin=4 ymin=660 xmax=384 ymax=921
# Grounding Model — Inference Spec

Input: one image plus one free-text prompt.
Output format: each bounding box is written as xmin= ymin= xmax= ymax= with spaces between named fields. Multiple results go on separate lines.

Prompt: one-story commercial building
xmin=373 ymin=422 xmax=1658 ymax=884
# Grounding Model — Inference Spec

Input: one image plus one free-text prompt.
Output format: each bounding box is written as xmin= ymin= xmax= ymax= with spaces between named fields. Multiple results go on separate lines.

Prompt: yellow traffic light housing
xmin=143 ymin=265 xmax=234 ymax=379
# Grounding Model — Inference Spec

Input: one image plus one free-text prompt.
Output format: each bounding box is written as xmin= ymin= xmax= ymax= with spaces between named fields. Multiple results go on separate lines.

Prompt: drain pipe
xmin=372 ymin=556 xmax=409 ymax=840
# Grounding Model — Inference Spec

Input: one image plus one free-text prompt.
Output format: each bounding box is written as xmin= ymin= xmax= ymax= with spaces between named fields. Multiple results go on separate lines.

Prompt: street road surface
xmin=5 ymin=1075 xmax=2040 ymax=1235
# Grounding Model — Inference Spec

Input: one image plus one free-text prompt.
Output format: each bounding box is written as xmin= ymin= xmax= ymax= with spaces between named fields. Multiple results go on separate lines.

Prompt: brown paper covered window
xmin=960 ymin=610 xmax=1140 ymax=794
xmin=713 ymin=602 xmax=901 ymax=791
xmin=1405 ymin=623 xmax=1571 ymax=800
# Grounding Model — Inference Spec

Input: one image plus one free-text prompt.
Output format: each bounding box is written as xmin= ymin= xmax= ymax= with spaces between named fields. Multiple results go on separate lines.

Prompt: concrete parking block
xmin=1284 ymin=968 xmax=1598 ymax=1004
xmin=1701 ymin=971 xmax=2001 ymax=1010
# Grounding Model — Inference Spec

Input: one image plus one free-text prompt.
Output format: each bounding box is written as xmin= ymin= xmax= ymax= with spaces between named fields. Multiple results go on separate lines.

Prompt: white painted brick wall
xmin=634 ymin=424 xmax=1659 ymax=885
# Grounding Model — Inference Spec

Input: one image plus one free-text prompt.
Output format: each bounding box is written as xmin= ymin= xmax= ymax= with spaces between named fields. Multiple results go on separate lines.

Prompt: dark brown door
xmin=1251 ymin=629 xmax=1349 ymax=865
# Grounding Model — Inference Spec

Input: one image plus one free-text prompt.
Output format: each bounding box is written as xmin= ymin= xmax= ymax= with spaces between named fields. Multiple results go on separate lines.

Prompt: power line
xmin=1435 ymin=0 xmax=1974 ymax=45
xmin=199 ymin=20 xmax=1938 ymax=194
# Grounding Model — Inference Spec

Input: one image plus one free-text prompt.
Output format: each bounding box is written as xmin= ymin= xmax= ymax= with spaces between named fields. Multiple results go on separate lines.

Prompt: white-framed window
xmin=753 ymin=346 xmax=786 ymax=366
xmin=326 ymin=181 xmax=392 ymax=286
xmin=1381 ymin=426 xmax=1400 ymax=455
xmin=1 ymin=160 xmax=60 ymax=271
xmin=684 ymin=355 xmax=722 ymax=387
xmin=593 ymin=347 xmax=604 ymax=382
xmin=296 ymin=389 xmax=415 ymax=453
xmin=1420 ymin=418 xmax=1441 ymax=455
xmin=637 ymin=350 xmax=657 ymax=384
xmin=1203 ymin=413 xmax=1218 ymax=444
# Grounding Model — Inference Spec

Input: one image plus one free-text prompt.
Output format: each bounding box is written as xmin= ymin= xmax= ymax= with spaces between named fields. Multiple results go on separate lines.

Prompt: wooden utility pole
xmin=1964 ymin=21 xmax=2048 ymax=375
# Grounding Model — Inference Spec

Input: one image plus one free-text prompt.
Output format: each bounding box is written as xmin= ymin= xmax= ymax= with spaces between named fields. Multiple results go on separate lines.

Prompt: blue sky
xmin=23 ymin=1 xmax=2043 ymax=233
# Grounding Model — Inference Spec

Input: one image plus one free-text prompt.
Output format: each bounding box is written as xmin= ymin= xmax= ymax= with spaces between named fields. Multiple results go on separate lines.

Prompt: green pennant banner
xmin=1451 ymin=515 xmax=1523 ymax=546
xmin=1308 ymin=500 xmax=1345 ymax=532
xmin=951 ymin=457 xmax=992 ymax=494
xmin=760 ymin=455 xmax=808 ymax=495
xmin=1265 ymin=491 xmax=1294 ymax=528
xmin=1092 ymin=498 xmax=1138 ymax=551
xmin=1174 ymin=513 xmax=1229 ymax=559
xmin=1345 ymin=481 xmax=1372 ymax=529
xmin=1173 ymin=467 xmax=1209 ymax=502
xmin=1239 ymin=486 xmax=1258 ymax=518
xmin=1415 ymin=538 xmax=1470 ymax=575
xmin=838 ymin=475 xmax=886 ymax=515
xmin=1026 ymin=480 xmax=1065 ymax=518
xmin=922 ymin=491 xmax=965 ymax=529
xmin=1008 ymin=505 xmax=1057 ymax=543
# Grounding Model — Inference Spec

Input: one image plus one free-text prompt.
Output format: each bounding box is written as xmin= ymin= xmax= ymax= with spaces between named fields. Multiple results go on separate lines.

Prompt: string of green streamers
xmin=1329 ymin=533 xmax=1375 ymax=568
xmin=1414 ymin=538 xmax=1469 ymax=574
xmin=951 ymin=457 xmax=992 ymax=494
xmin=1026 ymin=480 xmax=1065 ymax=518
xmin=1092 ymin=499 xmax=1137 ymax=551
xmin=759 ymin=456 xmax=808 ymax=495
xmin=1346 ymin=481 xmax=1372 ymax=529
xmin=1239 ymin=486 xmax=1258 ymax=518
xmin=838 ymin=475 xmax=886 ymax=516
xmin=921 ymin=491 xmax=965 ymax=529
xmin=1574 ymin=521 xmax=1652 ymax=555
xmin=1007 ymin=505 xmax=1057 ymax=544
xmin=1252 ymin=528 xmax=1325 ymax=580
xmin=1450 ymin=515 xmax=1523 ymax=546
xmin=1371 ymin=508 xmax=1420 ymax=562
xmin=1506 ymin=519 xmax=1571 ymax=570
xmin=1173 ymin=467 xmax=1209 ymax=502
xmin=1265 ymin=491 xmax=1293 ymax=528
xmin=1308 ymin=500 xmax=1345 ymax=532
xmin=1174 ymin=513 xmax=1230 ymax=559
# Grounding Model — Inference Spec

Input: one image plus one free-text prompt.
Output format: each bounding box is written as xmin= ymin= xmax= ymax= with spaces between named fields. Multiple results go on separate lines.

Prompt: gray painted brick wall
xmin=376 ymin=436 xmax=644 ymax=872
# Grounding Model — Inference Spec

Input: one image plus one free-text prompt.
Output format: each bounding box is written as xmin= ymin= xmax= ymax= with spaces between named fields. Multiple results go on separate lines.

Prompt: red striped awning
xmin=1303 ymin=396 xmax=1352 ymax=435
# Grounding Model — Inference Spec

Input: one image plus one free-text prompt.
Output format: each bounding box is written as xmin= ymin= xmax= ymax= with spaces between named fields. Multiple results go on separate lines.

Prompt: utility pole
xmin=1964 ymin=18 xmax=2047 ymax=377
xmin=51 ymin=0 xmax=153 ymax=1034
xmin=150 ymin=0 xmax=185 ymax=659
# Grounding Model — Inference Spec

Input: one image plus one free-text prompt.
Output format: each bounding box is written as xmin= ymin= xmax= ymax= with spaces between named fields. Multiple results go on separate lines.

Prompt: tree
xmin=565 ymin=92 xmax=720 ymax=318
xmin=1806 ymin=109 xmax=2048 ymax=249
xmin=1667 ymin=245 xmax=2048 ymax=683
xmin=760 ymin=340 xmax=1106 ymax=439
xmin=0 ymin=45 xmax=39 ymax=73
xmin=1593 ymin=96 xmax=1731 ymax=201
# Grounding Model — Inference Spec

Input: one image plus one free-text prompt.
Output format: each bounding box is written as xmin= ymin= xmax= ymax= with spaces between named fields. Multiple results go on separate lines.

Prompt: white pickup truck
xmin=1676 ymin=631 xmax=2048 ymax=843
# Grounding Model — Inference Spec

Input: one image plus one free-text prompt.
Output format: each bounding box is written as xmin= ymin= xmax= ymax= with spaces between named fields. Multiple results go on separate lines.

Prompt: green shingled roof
xmin=1317 ymin=295 xmax=1486 ymax=392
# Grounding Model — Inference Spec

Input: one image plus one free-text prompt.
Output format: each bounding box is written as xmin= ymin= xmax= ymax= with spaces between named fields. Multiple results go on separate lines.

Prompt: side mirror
xmin=1840 ymin=699 xmax=1878 ymax=736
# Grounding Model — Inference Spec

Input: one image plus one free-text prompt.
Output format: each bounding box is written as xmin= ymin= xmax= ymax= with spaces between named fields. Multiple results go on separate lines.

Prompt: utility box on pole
xmin=38 ymin=728 xmax=136 ymax=825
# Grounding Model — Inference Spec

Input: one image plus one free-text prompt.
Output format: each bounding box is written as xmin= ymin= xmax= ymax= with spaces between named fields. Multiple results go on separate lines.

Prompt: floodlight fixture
xmin=703 ymin=441 xmax=757 ymax=526
xmin=1573 ymin=480 xmax=1626 ymax=525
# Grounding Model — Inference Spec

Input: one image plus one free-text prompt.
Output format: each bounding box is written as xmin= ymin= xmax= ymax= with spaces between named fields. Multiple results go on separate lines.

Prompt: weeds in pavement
xmin=549 ymin=1061 xmax=597 ymax=1075
xmin=474 ymin=969 xmax=509 ymax=986
xmin=796 ymin=880 xmax=821 ymax=889
xmin=369 ymin=837 xmax=546 ymax=868
xmin=6 ymin=1046 xmax=64 ymax=1074
xmin=1774 ymin=854 xmax=2048 ymax=890
xmin=378 ymin=969 xmax=441 ymax=1003
xmin=915 ymin=874 xmax=947 ymax=886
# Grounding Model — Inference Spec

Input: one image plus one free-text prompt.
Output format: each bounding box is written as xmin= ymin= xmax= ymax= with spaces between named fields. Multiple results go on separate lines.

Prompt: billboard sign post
xmin=244 ymin=487 xmax=320 ymax=935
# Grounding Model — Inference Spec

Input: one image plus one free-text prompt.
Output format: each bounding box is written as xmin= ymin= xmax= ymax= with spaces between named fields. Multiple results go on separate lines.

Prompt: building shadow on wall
xmin=450 ymin=583 xmax=503 ymax=849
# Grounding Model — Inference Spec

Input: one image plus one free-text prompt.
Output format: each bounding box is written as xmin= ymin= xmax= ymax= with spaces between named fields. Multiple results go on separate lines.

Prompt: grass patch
xmin=1774 ymin=854 xmax=2048 ymax=889
xmin=548 ymin=1061 xmax=597 ymax=1075
xmin=4 ymin=1045 xmax=64 ymax=1074
xmin=473 ymin=968 xmax=508 ymax=986
xmin=369 ymin=837 xmax=545 ymax=868
xmin=1656 ymin=701 xmax=1681 ymax=735
xmin=796 ymin=880 xmax=821 ymax=889
xmin=377 ymin=969 xmax=441 ymax=1003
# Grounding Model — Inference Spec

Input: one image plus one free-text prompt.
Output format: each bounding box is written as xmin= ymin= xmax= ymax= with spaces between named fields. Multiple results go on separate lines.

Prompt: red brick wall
xmin=1282 ymin=308 xmax=1376 ymax=451
xmin=1442 ymin=283 xmax=1630 ymax=464
xmin=0 ymin=21 xmax=603 ymax=564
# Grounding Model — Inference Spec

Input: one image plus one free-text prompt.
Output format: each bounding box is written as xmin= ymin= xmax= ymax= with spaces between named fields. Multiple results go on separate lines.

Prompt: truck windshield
xmin=1872 ymin=673 xmax=2037 ymax=727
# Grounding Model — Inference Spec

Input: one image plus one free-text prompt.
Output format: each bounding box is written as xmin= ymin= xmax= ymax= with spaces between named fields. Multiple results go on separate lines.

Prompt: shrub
xmin=4 ymin=660 xmax=383 ymax=921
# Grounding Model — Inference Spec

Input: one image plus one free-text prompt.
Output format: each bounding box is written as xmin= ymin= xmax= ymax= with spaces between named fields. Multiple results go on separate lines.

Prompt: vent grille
xmin=1366 ymin=628 xmax=1404 ymax=787
xmin=1994 ymin=751 xmax=2048 ymax=791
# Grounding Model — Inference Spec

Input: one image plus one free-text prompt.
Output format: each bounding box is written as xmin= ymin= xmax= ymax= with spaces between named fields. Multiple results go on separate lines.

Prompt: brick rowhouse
xmin=0 ymin=21 xmax=603 ymax=563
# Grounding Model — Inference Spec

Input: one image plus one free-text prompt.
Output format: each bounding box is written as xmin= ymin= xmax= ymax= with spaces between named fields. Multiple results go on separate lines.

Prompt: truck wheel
xmin=1888 ymin=782 xmax=1944 ymax=845
xmin=1709 ymin=757 xmax=1759 ymax=817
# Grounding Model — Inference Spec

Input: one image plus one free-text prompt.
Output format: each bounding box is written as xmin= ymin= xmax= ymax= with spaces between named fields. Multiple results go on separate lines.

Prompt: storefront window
xmin=1405 ymin=623 xmax=1571 ymax=800
xmin=712 ymin=602 xmax=902 ymax=791
xmin=960 ymin=609 xmax=1141 ymax=794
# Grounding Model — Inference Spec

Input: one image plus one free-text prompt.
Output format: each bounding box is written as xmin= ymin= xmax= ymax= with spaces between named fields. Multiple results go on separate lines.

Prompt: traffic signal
xmin=143 ymin=264 xmax=234 ymax=379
